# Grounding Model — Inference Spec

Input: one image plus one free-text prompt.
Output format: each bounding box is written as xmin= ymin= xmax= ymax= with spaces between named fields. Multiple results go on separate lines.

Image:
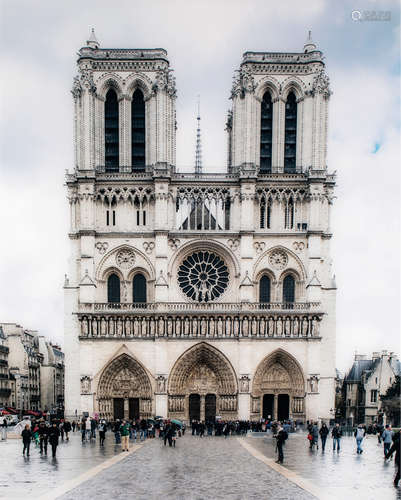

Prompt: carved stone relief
xmin=253 ymin=242 xmax=266 ymax=254
xmin=268 ymin=250 xmax=288 ymax=270
xmin=116 ymin=249 xmax=136 ymax=269
xmin=95 ymin=242 xmax=109 ymax=254
xmin=143 ymin=241 xmax=155 ymax=254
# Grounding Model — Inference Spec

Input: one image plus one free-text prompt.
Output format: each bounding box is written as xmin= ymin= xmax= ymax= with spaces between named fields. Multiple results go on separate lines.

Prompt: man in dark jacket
xmin=164 ymin=421 xmax=173 ymax=447
xmin=38 ymin=421 xmax=49 ymax=454
xmin=332 ymin=423 xmax=342 ymax=452
xmin=275 ymin=424 xmax=288 ymax=464
xmin=21 ymin=424 xmax=32 ymax=456
xmin=319 ymin=423 xmax=329 ymax=452
xmin=385 ymin=431 xmax=400 ymax=487
xmin=48 ymin=422 xmax=60 ymax=458
xmin=64 ymin=419 xmax=72 ymax=441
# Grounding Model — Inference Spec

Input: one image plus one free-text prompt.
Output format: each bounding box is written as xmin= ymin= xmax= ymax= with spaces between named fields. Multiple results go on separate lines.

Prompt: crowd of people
xmin=3 ymin=412 xmax=399 ymax=488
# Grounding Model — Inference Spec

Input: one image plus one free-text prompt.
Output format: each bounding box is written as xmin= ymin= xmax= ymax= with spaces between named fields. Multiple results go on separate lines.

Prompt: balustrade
xmin=81 ymin=301 xmax=321 ymax=313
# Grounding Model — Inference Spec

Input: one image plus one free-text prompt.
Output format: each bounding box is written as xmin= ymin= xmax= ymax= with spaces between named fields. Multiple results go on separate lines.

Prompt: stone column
xmin=124 ymin=398 xmax=129 ymax=419
xmin=274 ymin=394 xmax=278 ymax=420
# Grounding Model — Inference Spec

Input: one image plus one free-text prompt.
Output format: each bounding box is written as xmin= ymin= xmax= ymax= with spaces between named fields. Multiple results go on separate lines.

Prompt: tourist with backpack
xmin=275 ymin=423 xmax=288 ymax=464
xmin=354 ymin=424 xmax=366 ymax=454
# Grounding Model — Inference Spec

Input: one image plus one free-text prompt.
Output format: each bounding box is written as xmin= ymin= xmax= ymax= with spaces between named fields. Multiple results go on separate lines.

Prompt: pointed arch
xmin=252 ymin=349 xmax=305 ymax=398
xmin=131 ymin=88 xmax=146 ymax=171
xmin=168 ymin=342 xmax=238 ymax=395
xmin=105 ymin=88 xmax=119 ymax=170
xmin=260 ymin=90 xmax=273 ymax=173
xmin=96 ymin=352 xmax=153 ymax=420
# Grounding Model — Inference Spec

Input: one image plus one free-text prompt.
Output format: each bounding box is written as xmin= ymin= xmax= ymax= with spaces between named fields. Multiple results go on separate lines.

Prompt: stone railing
xmin=78 ymin=306 xmax=323 ymax=340
xmin=80 ymin=302 xmax=321 ymax=313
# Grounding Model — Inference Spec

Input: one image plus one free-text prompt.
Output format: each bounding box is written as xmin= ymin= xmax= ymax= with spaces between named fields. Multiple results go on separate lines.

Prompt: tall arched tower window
xmin=133 ymin=273 xmax=147 ymax=303
xmin=284 ymin=92 xmax=297 ymax=172
xmin=107 ymin=274 xmax=120 ymax=303
xmin=283 ymin=275 xmax=295 ymax=303
xmin=259 ymin=275 xmax=271 ymax=304
xmin=105 ymin=89 xmax=119 ymax=171
xmin=260 ymin=91 xmax=273 ymax=173
xmin=131 ymin=89 xmax=146 ymax=172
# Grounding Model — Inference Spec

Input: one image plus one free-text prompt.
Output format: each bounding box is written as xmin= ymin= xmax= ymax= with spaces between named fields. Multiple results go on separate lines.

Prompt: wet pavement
xmin=59 ymin=433 xmax=314 ymax=500
xmin=0 ymin=428 xmax=134 ymax=499
xmin=1 ymin=429 xmax=400 ymax=499
xmin=247 ymin=431 xmax=401 ymax=500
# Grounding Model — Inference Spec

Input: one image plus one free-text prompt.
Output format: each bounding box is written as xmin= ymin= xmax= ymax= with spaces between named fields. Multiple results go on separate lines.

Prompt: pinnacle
xmin=87 ymin=28 xmax=100 ymax=49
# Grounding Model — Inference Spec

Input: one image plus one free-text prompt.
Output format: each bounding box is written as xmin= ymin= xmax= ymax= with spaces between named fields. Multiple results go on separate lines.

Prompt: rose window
xmin=178 ymin=251 xmax=229 ymax=302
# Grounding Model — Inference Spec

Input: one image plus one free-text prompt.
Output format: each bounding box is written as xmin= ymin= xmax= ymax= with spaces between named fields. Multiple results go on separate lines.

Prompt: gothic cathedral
xmin=64 ymin=31 xmax=336 ymax=423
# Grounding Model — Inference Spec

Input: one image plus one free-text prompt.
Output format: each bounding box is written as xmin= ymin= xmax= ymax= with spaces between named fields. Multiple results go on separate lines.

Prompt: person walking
xmin=354 ymin=424 xmax=366 ymax=454
xmin=81 ymin=417 xmax=87 ymax=443
xmin=85 ymin=417 xmax=91 ymax=441
xmin=90 ymin=418 xmax=97 ymax=439
xmin=385 ymin=430 xmax=400 ymax=487
xmin=21 ymin=424 xmax=32 ymax=457
xmin=64 ymin=419 xmax=71 ymax=441
xmin=332 ymin=423 xmax=342 ymax=452
xmin=71 ymin=420 xmax=76 ymax=433
xmin=98 ymin=419 xmax=107 ymax=446
xmin=275 ymin=424 xmax=288 ymax=464
xmin=382 ymin=425 xmax=393 ymax=458
xmin=48 ymin=422 xmax=60 ymax=458
xmin=1 ymin=416 xmax=8 ymax=441
xmin=113 ymin=419 xmax=121 ymax=444
xmin=311 ymin=422 xmax=319 ymax=450
xmin=319 ymin=422 xmax=329 ymax=452
xmin=164 ymin=421 xmax=173 ymax=447
xmin=38 ymin=420 xmax=49 ymax=455
xmin=121 ymin=420 xmax=130 ymax=451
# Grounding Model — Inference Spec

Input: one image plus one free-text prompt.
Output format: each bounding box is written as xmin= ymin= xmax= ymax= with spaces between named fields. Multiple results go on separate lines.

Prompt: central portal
xmin=189 ymin=394 xmax=200 ymax=421
xmin=168 ymin=343 xmax=239 ymax=421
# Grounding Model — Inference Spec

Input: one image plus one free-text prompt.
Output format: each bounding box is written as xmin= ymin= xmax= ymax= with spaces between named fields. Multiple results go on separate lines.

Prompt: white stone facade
xmin=64 ymin=33 xmax=336 ymax=423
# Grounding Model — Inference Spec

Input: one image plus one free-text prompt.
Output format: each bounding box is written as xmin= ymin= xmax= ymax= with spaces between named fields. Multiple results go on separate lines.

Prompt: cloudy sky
xmin=0 ymin=0 xmax=399 ymax=372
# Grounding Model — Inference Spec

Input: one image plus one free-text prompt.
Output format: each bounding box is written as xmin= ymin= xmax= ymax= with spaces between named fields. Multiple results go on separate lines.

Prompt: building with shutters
xmin=64 ymin=31 xmax=336 ymax=423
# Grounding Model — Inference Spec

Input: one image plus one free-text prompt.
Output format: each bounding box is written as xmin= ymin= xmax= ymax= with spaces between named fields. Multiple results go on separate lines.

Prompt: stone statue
xmin=157 ymin=375 xmax=166 ymax=393
xmin=81 ymin=376 xmax=91 ymax=394
xmin=240 ymin=375 xmax=250 ymax=393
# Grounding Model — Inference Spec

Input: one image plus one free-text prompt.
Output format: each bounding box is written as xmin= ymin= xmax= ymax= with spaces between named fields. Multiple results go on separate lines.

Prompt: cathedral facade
xmin=64 ymin=31 xmax=336 ymax=423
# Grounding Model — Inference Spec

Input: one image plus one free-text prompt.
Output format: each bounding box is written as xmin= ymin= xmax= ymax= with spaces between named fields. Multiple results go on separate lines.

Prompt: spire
xmin=303 ymin=30 xmax=317 ymax=53
xmin=195 ymin=96 xmax=202 ymax=175
xmin=87 ymin=28 xmax=99 ymax=49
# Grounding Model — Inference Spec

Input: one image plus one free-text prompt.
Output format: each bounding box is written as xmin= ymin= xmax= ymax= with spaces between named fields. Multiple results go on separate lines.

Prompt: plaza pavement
xmin=0 ymin=429 xmax=399 ymax=500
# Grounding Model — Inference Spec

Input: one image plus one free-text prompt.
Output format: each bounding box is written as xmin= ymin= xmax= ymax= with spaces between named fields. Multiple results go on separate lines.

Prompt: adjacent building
xmin=343 ymin=351 xmax=400 ymax=425
xmin=0 ymin=326 xmax=12 ymax=408
xmin=38 ymin=337 xmax=65 ymax=412
xmin=0 ymin=323 xmax=64 ymax=413
xmin=64 ymin=31 xmax=337 ymax=423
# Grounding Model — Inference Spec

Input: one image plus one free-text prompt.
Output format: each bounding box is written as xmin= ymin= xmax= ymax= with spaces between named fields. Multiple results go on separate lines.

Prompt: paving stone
xmin=59 ymin=434 xmax=315 ymax=500
xmin=247 ymin=431 xmax=401 ymax=500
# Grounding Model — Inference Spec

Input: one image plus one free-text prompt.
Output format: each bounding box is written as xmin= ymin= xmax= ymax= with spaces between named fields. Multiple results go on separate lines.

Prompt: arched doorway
xmin=97 ymin=353 xmax=153 ymax=420
xmin=252 ymin=349 xmax=305 ymax=421
xmin=189 ymin=394 xmax=200 ymax=421
xmin=168 ymin=343 xmax=238 ymax=422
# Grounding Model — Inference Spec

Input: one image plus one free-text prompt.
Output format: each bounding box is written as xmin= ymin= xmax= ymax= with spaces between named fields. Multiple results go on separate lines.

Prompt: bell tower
xmin=228 ymin=32 xmax=331 ymax=173
xmin=71 ymin=30 xmax=177 ymax=173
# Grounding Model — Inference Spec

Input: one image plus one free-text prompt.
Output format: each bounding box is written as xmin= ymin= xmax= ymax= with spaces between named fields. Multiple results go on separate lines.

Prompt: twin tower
xmin=71 ymin=30 xmax=331 ymax=174
xmin=64 ymin=31 xmax=336 ymax=424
